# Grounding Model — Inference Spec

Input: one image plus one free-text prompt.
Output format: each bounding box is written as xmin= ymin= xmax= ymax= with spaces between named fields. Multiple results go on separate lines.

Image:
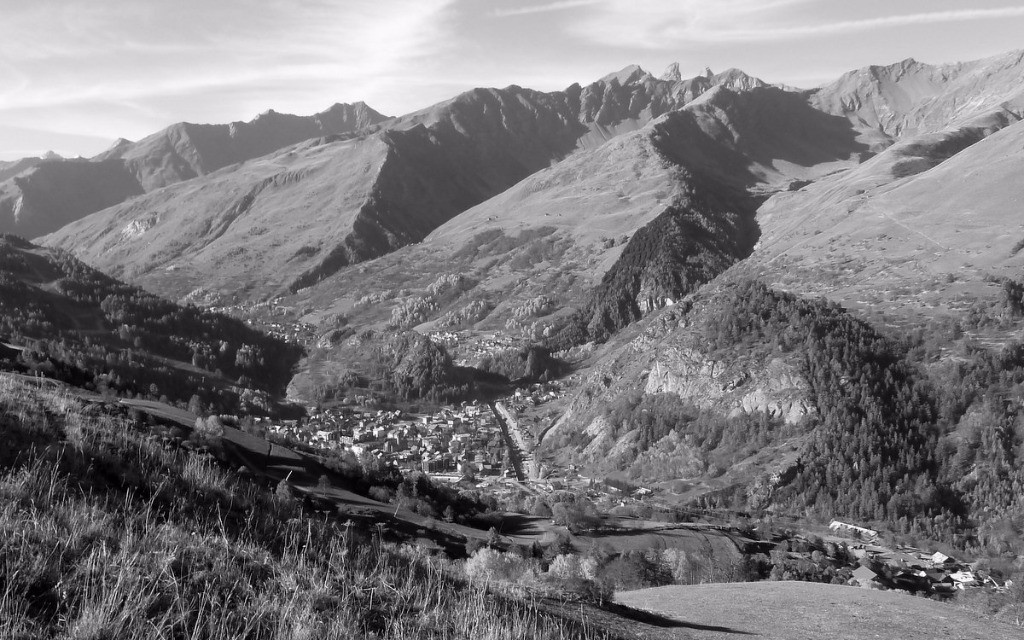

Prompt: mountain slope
xmin=97 ymin=101 xmax=390 ymax=190
xmin=0 ymin=159 xmax=145 ymax=239
xmin=0 ymin=103 xmax=387 ymax=238
xmin=44 ymin=68 xmax=779 ymax=301
xmin=812 ymin=49 xmax=1024 ymax=146
xmin=745 ymin=112 xmax=1024 ymax=325
xmin=282 ymin=84 xmax=868 ymax=400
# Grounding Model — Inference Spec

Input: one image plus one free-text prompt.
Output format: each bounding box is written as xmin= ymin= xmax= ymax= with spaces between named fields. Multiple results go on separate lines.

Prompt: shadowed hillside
xmin=0 ymin=234 xmax=302 ymax=415
xmin=0 ymin=159 xmax=144 ymax=239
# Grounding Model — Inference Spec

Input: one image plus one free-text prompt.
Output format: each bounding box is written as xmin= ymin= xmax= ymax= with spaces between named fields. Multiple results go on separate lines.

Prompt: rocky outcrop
xmin=644 ymin=348 xmax=814 ymax=424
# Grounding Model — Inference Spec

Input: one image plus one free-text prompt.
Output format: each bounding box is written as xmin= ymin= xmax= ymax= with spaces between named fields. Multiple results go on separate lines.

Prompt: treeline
xmin=0 ymin=235 xmax=303 ymax=414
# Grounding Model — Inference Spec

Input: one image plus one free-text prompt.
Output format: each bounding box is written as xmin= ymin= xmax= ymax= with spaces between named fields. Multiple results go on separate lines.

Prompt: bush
xmin=464 ymin=548 xmax=536 ymax=584
xmin=548 ymin=554 xmax=598 ymax=581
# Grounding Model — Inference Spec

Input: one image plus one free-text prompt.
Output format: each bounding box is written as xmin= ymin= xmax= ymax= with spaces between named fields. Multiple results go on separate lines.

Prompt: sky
xmin=1 ymin=0 xmax=1024 ymax=161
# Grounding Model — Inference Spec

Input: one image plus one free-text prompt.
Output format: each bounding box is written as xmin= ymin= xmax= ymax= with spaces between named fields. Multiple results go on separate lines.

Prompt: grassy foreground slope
xmin=617 ymin=582 xmax=1021 ymax=640
xmin=0 ymin=375 xmax=613 ymax=640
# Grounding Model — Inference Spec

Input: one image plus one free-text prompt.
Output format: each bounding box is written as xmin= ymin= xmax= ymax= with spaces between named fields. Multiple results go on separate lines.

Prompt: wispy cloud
xmin=493 ymin=0 xmax=602 ymax=18
xmin=693 ymin=7 xmax=1024 ymax=42
xmin=0 ymin=0 xmax=456 ymax=142
xmin=570 ymin=2 xmax=1024 ymax=48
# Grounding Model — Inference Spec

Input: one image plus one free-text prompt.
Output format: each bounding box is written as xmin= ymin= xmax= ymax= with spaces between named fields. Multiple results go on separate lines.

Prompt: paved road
xmin=490 ymin=402 xmax=528 ymax=481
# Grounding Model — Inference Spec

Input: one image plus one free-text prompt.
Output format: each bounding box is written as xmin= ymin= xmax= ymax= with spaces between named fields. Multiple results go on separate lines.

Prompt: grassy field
xmin=616 ymin=581 xmax=1021 ymax=640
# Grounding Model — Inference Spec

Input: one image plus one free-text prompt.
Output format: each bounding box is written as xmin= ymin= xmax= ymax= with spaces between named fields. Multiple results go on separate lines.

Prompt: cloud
xmin=568 ymin=2 xmax=1024 ymax=48
xmin=493 ymin=0 xmax=602 ymax=18
xmin=0 ymin=0 xmax=457 ymax=135
xmin=696 ymin=7 xmax=1024 ymax=42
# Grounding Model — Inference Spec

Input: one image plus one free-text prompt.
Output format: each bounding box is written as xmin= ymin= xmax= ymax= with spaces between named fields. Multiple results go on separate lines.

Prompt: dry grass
xmin=0 ymin=375 xmax=614 ymax=640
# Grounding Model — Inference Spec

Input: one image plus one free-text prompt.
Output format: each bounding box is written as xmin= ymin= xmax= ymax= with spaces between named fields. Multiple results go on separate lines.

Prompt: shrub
xmin=464 ymin=548 xmax=535 ymax=584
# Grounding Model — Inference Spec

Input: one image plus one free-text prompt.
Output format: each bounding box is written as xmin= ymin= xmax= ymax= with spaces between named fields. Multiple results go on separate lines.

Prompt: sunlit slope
xmin=747 ymin=116 xmax=1024 ymax=321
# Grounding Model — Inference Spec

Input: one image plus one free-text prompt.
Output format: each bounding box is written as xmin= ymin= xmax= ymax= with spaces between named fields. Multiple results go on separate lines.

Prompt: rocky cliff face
xmin=644 ymin=348 xmax=814 ymax=424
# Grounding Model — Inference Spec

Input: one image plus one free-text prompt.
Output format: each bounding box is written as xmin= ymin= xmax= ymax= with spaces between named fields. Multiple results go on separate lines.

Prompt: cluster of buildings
xmin=426 ymin=330 xmax=522 ymax=365
xmin=259 ymin=402 xmax=513 ymax=478
xmin=505 ymin=381 xmax=565 ymax=413
xmin=832 ymin=521 xmax=1005 ymax=595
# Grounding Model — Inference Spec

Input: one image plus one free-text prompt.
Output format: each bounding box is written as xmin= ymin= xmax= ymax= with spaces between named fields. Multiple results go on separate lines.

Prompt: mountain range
xmin=25 ymin=50 xmax=1020 ymax=317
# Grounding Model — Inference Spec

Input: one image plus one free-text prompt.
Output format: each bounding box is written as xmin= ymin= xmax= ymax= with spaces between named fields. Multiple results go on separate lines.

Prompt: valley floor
xmin=615 ymin=582 xmax=1021 ymax=640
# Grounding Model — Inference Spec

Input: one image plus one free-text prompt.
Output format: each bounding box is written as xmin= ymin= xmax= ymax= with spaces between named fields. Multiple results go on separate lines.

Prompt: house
xmin=949 ymin=571 xmax=978 ymax=589
xmin=829 ymin=520 xmax=878 ymax=539
xmin=931 ymin=551 xmax=953 ymax=565
xmin=887 ymin=552 xmax=925 ymax=570
xmin=851 ymin=565 xmax=881 ymax=588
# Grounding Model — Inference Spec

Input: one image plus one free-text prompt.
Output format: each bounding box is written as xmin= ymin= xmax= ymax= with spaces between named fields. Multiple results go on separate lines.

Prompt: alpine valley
xmin=5 ymin=48 xmax=1024 ymax=639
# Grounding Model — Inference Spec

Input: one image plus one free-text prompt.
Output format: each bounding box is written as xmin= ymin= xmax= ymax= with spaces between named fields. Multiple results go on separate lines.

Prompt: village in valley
xmin=194 ymin=300 xmax=1017 ymax=604
xmin=253 ymin=381 xmax=565 ymax=488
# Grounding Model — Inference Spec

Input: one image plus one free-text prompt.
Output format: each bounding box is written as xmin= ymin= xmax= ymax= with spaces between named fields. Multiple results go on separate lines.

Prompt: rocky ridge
xmin=42 ymin=66 xmax=780 ymax=301
xmin=0 ymin=102 xmax=389 ymax=238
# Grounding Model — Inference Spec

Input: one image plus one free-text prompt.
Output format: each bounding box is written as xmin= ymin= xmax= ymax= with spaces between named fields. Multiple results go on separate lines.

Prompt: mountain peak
xmin=711 ymin=68 xmax=767 ymax=92
xmin=660 ymin=62 xmax=683 ymax=82
xmin=323 ymin=101 xmax=368 ymax=113
xmin=599 ymin=64 xmax=650 ymax=85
